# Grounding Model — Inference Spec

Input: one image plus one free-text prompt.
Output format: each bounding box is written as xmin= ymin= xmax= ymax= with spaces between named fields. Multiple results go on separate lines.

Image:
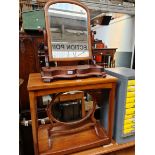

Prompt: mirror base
xmin=38 ymin=121 xmax=111 ymax=154
xmin=41 ymin=65 xmax=106 ymax=82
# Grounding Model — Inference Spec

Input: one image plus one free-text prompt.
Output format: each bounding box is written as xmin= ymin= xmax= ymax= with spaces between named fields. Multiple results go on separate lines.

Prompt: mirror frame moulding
xmin=44 ymin=0 xmax=92 ymax=61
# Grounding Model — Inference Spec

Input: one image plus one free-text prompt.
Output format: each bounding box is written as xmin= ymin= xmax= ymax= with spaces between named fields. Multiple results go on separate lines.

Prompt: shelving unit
xmin=103 ymin=67 xmax=135 ymax=144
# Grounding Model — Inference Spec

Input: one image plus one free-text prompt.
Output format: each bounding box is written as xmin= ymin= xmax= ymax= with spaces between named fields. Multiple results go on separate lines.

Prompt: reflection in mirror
xmin=52 ymin=100 xmax=82 ymax=122
xmin=48 ymin=3 xmax=89 ymax=59
xmin=51 ymin=91 xmax=95 ymax=122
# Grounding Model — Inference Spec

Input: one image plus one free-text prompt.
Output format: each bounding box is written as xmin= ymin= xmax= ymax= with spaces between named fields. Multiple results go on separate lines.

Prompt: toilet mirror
xmin=44 ymin=0 xmax=92 ymax=61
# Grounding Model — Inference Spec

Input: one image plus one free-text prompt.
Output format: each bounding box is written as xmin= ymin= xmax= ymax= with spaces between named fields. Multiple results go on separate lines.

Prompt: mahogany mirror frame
xmin=44 ymin=0 xmax=92 ymax=61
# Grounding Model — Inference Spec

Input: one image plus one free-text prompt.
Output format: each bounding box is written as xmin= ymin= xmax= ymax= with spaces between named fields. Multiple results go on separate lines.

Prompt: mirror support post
xmin=43 ymin=29 xmax=49 ymax=67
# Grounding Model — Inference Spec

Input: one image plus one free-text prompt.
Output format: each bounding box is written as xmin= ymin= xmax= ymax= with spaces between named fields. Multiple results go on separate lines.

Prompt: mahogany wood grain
xmin=112 ymin=146 xmax=135 ymax=155
xmin=92 ymin=48 xmax=117 ymax=54
xmin=41 ymin=65 xmax=106 ymax=82
xmin=49 ymin=122 xmax=96 ymax=137
xmin=71 ymin=141 xmax=135 ymax=155
xmin=92 ymin=48 xmax=117 ymax=68
xmin=28 ymin=73 xmax=117 ymax=91
xmin=19 ymin=32 xmax=44 ymax=110
xmin=38 ymin=122 xmax=110 ymax=155
xmin=35 ymin=83 xmax=113 ymax=97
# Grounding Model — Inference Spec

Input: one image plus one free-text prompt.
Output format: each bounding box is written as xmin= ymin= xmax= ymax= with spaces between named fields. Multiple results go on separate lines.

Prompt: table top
xmin=27 ymin=73 xmax=117 ymax=91
xmin=71 ymin=140 xmax=135 ymax=155
xmin=92 ymin=48 xmax=117 ymax=50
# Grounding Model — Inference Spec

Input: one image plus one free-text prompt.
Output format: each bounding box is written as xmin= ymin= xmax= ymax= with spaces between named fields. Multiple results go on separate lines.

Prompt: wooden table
xmin=92 ymin=48 xmax=117 ymax=67
xmin=27 ymin=73 xmax=117 ymax=155
xmin=71 ymin=140 xmax=135 ymax=155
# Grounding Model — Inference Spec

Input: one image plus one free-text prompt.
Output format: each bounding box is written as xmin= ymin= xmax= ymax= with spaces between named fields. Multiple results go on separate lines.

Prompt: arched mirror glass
xmin=45 ymin=0 xmax=92 ymax=61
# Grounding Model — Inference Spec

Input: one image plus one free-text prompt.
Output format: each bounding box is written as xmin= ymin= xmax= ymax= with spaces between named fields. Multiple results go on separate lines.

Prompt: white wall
xmin=93 ymin=14 xmax=135 ymax=52
xmin=92 ymin=14 xmax=135 ymax=67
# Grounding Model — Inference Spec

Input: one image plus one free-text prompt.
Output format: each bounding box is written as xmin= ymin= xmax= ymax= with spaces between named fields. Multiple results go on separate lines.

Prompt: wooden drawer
xmin=124 ymin=114 xmax=135 ymax=120
xmin=123 ymin=128 xmax=134 ymax=134
xmin=126 ymin=102 xmax=135 ymax=109
xmin=126 ymin=97 xmax=135 ymax=103
xmin=124 ymin=122 xmax=135 ymax=130
xmin=127 ymin=86 xmax=135 ymax=92
xmin=124 ymin=118 xmax=135 ymax=124
xmin=128 ymin=80 xmax=135 ymax=86
xmin=126 ymin=92 xmax=135 ymax=98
